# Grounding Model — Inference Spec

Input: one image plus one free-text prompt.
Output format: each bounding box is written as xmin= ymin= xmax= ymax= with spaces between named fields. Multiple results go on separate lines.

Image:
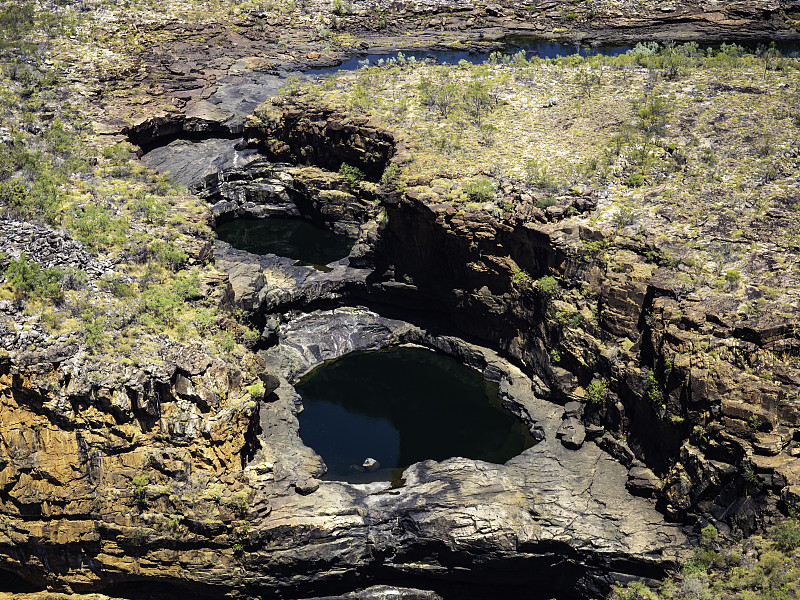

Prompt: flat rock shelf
xmin=296 ymin=346 xmax=538 ymax=483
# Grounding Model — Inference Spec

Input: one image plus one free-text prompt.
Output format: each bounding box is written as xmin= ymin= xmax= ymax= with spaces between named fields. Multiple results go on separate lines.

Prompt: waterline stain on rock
xmin=296 ymin=346 xmax=538 ymax=483
xmin=216 ymin=217 xmax=354 ymax=269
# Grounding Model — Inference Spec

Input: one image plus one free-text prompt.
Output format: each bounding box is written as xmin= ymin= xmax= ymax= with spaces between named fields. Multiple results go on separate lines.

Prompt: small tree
xmin=587 ymin=379 xmax=608 ymax=404
xmin=462 ymin=80 xmax=492 ymax=127
xmin=131 ymin=475 xmax=149 ymax=510
xmin=3 ymin=253 xmax=63 ymax=301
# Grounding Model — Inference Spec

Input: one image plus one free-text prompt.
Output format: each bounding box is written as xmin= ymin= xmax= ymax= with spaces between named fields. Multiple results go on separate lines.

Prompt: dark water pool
xmin=216 ymin=217 xmax=354 ymax=267
xmin=311 ymin=38 xmax=800 ymax=74
xmin=310 ymin=41 xmax=631 ymax=73
xmin=296 ymin=347 xmax=538 ymax=483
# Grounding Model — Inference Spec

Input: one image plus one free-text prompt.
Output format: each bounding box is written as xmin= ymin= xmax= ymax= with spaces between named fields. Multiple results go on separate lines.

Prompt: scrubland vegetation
xmin=0 ymin=1 xmax=262 ymax=372
xmin=259 ymin=41 xmax=800 ymax=308
xmin=612 ymin=521 xmax=800 ymax=600
xmin=3 ymin=0 xmax=800 ymax=594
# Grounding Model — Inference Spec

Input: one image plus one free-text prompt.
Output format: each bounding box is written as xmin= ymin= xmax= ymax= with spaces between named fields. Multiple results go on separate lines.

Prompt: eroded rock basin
xmin=296 ymin=346 xmax=538 ymax=483
xmin=249 ymin=308 xmax=688 ymax=598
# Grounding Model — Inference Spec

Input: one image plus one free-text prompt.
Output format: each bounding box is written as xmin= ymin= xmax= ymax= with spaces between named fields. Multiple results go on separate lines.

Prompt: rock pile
xmin=0 ymin=218 xmax=115 ymax=279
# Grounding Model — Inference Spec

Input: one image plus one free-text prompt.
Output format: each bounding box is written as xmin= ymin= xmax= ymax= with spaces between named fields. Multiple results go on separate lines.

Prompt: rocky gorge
xmin=3 ymin=1 xmax=800 ymax=599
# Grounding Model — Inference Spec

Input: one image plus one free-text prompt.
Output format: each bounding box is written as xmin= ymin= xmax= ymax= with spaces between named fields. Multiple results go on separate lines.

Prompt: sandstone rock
xmin=556 ymin=417 xmax=586 ymax=450
xmin=295 ymin=478 xmax=320 ymax=495
xmin=563 ymin=400 xmax=583 ymax=419
xmin=596 ymin=433 xmax=635 ymax=467
xmin=585 ymin=423 xmax=605 ymax=439
xmin=302 ymin=585 xmax=443 ymax=599
xmin=626 ymin=465 xmax=662 ymax=497
xmin=184 ymin=100 xmax=234 ymax=127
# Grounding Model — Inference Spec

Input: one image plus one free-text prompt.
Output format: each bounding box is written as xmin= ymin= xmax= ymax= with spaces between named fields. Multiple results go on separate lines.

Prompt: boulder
xmin=295 ymin=478 xmax=320 ymax=495
xmin=557 ymin=417 xmax=586 ymax=450
xmin=627 ymin=465 xmax=662 ymax=497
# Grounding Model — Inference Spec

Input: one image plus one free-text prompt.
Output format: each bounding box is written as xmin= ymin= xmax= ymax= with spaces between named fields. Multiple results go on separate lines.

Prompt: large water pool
xmin=296 ymin=346 xmax=538 ymax=483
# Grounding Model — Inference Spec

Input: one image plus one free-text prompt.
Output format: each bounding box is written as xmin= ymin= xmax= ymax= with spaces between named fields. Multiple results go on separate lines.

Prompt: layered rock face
xmin=0 ymin=343 xmax=260 ymax=592
xmin=5 ymin=2 xmax=800 ymax=598
xmin=0 ymin=124 xmax=695 ymax=599
xmin=241 ymin=101 xmax=800 ymax=535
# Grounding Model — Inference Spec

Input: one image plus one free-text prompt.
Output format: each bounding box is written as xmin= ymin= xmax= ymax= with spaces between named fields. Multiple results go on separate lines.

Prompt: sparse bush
xmin=380 ymin=163 xmax=401 ymax=188
xmin=130 ymin=192 xmax=167 ymax=224
xmin=524 ymin=158 xmax=556 ymax=191
xmin=150 ymin=240 xmax=187 ymax=271
xmin=534 ymin=197 xmax=557 ymax=210
xmin=770 ymin=520 xmax=800 ymax=553
xmin=511 ymin=268 xmax=531 ymax=285
xmin=82 ymin=310 xmax=105 ymax=350
xmin=725 ymin=269 xmax=741 ymax=287
xmin=535 ymin=275 xmax=560 ymax=300
xmin=131 ymin=475 xmax=149 ymax=510
xmin=645 ymin=368 xmax=664 ymax=406
xmin=101 ymin=273 xmax=135 ymax=298
xmin=66 ymin=204 xmax=127 ymax=250
xmin=2 ymin=254 xmax=63 ymax=302
xmin=463 ymin=176 xmax=495 ymax=202
xmin=339 ymin=163 xmax=366 ymax=187
xmin=587 ymin=379 xmax=608 ymax=404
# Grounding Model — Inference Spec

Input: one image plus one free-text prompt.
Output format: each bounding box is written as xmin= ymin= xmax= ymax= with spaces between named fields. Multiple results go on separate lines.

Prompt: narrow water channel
xmin=296 ymin=347 xmax=538 ymax=483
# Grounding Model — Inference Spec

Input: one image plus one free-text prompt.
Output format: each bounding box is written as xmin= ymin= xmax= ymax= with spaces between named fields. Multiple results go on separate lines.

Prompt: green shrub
xmin=3 ymin=254 xmax=63 ymax=301
xmin=625 ymin=172 xmax=645 ymax=188
xmin=150 ymin=240 xmax=188 ymax=271
xmin=770 ymin=520 xmax=800 ymax=553
xmin=102 ymin=141 xmax=133 ymax=164
xmin=524 ymin=158 xmax=556 ymax=190
xmin=645 ymin=368 xmax=664 ymax=406
xmin=140 ymin=286 xmax=181 ymax=329
xmin=587 ymin=379 xmax=607 ymax=404
xmin=139 ymin=270 xmax=200 ymax=331
xmin=556 ymin=309 xmax=583 ymax=328
xmin=511 ymin=268 xmax=531 ymax=284
xmin=535 ymin=275 xmax=560 ymax=300
xmin=248 ymin=380 xmax=265 ymax=400
xmin=101 ymin=274 xmax=135 ymax=298
xmin=339 ymin=162 xmax=366 ymax=187
xmin=130 ymin=192 xmax=167 ymax=225
xmin=463 ymin=176 xmax=495 ymax=202
xmin=700 ymin=524 xmax=719 ymax=550
xmin=66 ymin=204 xmax=127 ymax=250
xmin=534 ymin=196 xmax=557 ymax=209
xmin=216 ymin=331 xmax=236 ymax=355
xmin=380 ymin=163 xmax=401 ymax=187
xmin=131 ymin=475 xmax=149 ymax=510
xmin=725 ymin=269 xmax=741 ymax=286
xmin=82 ymin=310 xmax=105 ymax=350
xmin=172 ymin=271 xmax=201 ymax=301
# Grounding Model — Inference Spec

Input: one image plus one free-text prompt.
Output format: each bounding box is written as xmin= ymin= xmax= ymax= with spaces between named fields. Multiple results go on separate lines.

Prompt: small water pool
xmin=296 ymin=347 xmax=538 ymax=483
xmin=216 ymin=217 xmax=354 ymax=267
